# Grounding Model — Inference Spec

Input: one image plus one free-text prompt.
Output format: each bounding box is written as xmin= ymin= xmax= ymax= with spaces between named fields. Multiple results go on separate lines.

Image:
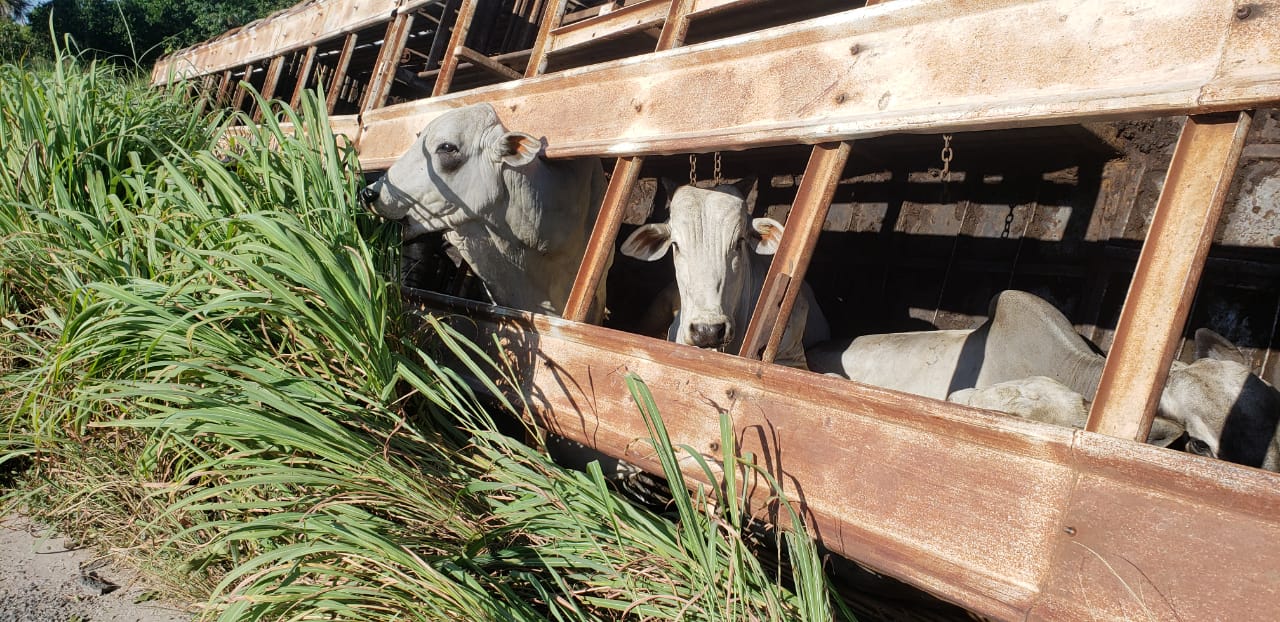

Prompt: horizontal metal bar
xmin=404 ymin=287 xmax=1280 ymax=622
xmin=153 ymin=0 xmax=405 ymax=83
xmin=357 ymin=0 xmax=1280 ymax=169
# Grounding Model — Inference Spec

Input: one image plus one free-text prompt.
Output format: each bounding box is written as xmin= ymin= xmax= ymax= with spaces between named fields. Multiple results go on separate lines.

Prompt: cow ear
xmin=1195 ymin=328 xmax=1247 ymax=364
xmin=620 ymin=223 xmax=673 ymax=261
xmin=749 ymin=217 xmax=784 ymax=255
xmin=1146 ymin=418 xmax=1185 ymax=448
xmin=494 ymin=131 xmax=543 ymax=167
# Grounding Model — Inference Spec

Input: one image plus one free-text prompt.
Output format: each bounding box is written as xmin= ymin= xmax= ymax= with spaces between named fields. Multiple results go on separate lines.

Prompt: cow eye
xmin=1186 ymin=438 xmax=1215 ymax=457
xmin=434 ymin=142 xmax=464 ymax=173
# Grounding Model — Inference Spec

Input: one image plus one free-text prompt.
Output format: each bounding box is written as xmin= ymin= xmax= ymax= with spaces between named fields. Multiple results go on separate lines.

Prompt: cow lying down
xmin=808 ymin=290 xmax=1280 ymax=471
xmin=620 ymin=180 xmax=829 ymax=369
xmin=362 ymin=102 xmax=608 ymax=321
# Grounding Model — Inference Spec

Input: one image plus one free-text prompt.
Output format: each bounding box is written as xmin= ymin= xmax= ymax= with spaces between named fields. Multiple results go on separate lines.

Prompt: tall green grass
xmin=0 ymin=49 xmax=848 ymax=620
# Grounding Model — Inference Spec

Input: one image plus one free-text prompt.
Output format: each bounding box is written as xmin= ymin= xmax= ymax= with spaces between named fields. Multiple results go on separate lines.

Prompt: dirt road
xmin=0 ymin=517 xmax=192 ymax=622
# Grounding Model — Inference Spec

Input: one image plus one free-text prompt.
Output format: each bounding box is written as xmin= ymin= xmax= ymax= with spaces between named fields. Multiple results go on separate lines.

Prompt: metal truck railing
xmin=153 ymin=1 xmax=1280 ymax=619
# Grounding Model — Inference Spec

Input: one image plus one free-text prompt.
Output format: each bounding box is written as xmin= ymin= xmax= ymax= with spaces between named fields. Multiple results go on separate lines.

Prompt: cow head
xmin=620 ymin=179 xmax=776 ymax=350
xmin=1160 ymin=329 xmax=1280 ymax=471
xmin=361 ymin=103 xmax=543 ymax=242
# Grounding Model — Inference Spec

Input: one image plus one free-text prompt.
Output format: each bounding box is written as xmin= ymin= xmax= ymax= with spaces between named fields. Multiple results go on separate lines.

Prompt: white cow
xmin=620 ymin=180 xmax=829 ymax=369
xmin=809 ymin=290 xmax=1280 ymax=470
xmin=948 ymin=376 xmax=1090 ymax=428
xmin=362 ymin=103 xmax=607 ymax=320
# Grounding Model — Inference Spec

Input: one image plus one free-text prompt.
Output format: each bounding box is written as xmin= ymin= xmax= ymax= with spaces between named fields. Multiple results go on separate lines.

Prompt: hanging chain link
xmin=939 ymin=134 xmax=954 ymax=183
xmin=689 ymin=153 xmax=698 ymax=185
xmin=713 ymin=152 xmax=722 ymax=185
xmin=1001 ymin=207 xmax=1016 ymax=239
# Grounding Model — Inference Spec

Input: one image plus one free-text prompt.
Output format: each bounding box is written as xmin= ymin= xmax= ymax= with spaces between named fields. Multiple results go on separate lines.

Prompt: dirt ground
xmin=0 ymin=517 xmax=192 ymax=622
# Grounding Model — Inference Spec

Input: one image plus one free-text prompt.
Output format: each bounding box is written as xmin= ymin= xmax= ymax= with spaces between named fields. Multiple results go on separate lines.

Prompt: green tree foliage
xmin=27 ymin=0 xmax=297 ymax=64
xmin=0 ymin=19 xmax=47 ymax=62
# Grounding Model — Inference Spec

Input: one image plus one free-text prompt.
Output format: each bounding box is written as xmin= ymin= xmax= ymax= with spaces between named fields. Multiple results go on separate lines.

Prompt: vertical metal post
xmin=561 ymin=0 xmax=702 ymax=325
xmin=363 ymin=13 xmax=415 ymax=112
xmin=289 ymin=46 xmax=318 ymax=109
xmin=656 ymin=0 xmax=697 ymax=50
xmin=563 ymin=157 xmax=645 ymax=323
xmin=1085 ymin=112 xmax=1252 ymax=441
xmin=523 ymin=0 xmax=568 ymax=77
xmin=432 ymin=0 xmax=478 ymax=96
xmin=215 ymin=69 xmax=234 ymax=108
xmin=738 ymin=142 xmax=851 ymax=363
xmin=254 ymin=56 xmax=286 ymax=121
xmin=326 ymin=33 xmax=358 ymax=113
xmin=230 ymin=63 xmax=253 ymax=113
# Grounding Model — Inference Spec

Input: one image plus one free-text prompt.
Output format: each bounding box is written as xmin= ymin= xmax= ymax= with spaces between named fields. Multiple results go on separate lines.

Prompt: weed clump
xmin=0 ymin=49 xmax=846 ymax=621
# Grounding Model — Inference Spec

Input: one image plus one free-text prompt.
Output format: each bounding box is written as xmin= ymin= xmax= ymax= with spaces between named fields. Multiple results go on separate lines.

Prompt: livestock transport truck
xmin=153 ymin=1 xmax=1280 ymax=619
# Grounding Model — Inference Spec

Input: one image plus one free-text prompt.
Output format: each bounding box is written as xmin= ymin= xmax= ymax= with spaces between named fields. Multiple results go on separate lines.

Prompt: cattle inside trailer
xmin=153 ymin=1 xmax=1280 ymax=619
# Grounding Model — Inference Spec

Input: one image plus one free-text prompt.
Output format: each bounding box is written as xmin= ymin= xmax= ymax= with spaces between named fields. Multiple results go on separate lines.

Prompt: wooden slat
xmin=432 ymin=0 xmax=478 ymax=96
xmin=738 ymin=142 xmax=850 ymax=363
xmin=362 ymin=13 xmax=416 ymax=112
xmin=563 ymin=157 xmax=644 ymax=323
xmin=406 ymin=288 xmax=1280 ymax=622
xmin=357 ymin=0 xmax=1280 ymax=170
xmin=1085 ymin=112 xmax=1253 ymax=441
xmin=325 ymin=33 xmax=358 ymax=114
xmin=288 ymin=46 xmax=318 ymax=110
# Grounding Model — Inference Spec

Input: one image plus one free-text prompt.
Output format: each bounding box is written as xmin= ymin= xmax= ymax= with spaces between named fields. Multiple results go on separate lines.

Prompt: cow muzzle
xmin=689 ymin=322 xmax=730 ymax=349
xmin=359 ymin=185 xmax=380 ymax=207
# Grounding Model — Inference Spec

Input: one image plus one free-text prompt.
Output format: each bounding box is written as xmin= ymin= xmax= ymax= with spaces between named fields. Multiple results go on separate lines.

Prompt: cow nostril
xmin=689 ymin=323 xmax=728 ymax=348
xmin=359 ymin=186 xmax=379 ymax=206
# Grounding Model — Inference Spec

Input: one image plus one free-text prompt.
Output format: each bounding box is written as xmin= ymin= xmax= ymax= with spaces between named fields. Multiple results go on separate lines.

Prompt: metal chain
xmin=689 ymin=153 xmax=697 ymax=185
xmin=1001 ymin=207 xmax=1016 ymax=239
xmin=713 ymin=152 xmax=722 ymax=184
xmin=940 ymin=134 xmax=954 ymax=183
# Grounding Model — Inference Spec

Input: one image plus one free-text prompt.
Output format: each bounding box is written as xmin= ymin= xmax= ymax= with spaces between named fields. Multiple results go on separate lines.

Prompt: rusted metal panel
xmin=411 ymin=289 xmax=1280 ymax=621
xmin=1030 ymin=432 xmax=1280 ymax=621
xmin=357 ymin=0 xmax=1280 ymax=169
xmin=1087 ymin=112 xmax=1253 ymax=441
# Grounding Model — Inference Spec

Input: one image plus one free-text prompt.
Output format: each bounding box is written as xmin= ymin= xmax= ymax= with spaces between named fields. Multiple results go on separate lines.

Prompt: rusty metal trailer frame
xmin=154 ymin=1 xmax=1280 ymax=619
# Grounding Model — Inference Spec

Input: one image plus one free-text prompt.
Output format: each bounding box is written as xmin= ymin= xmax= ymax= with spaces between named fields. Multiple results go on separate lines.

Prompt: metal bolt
xmin=1064 ymin=526 xmax=1077 ymax=536
xmin=849 ymin=43 xmax=861 ymax=55
xmin=709 ymin=441 xmax=721 ymax=453
xmin=1236 ymin=5 xmax=1252 ymax=19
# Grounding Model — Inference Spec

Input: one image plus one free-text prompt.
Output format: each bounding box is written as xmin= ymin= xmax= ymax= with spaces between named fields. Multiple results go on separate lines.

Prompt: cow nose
xmin=359 ymin=185 xmax=379 ymax=206
xmin=689 ymin=322 xmax=728 ymax=348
